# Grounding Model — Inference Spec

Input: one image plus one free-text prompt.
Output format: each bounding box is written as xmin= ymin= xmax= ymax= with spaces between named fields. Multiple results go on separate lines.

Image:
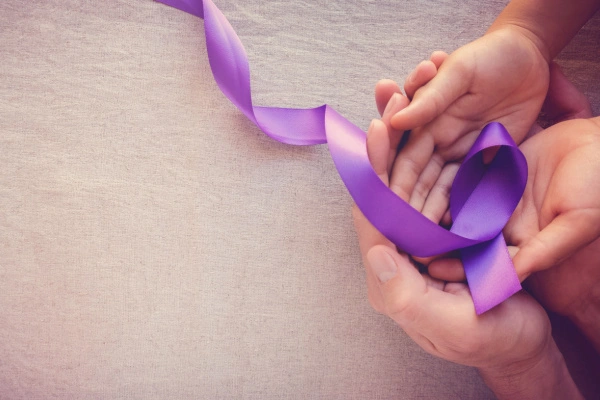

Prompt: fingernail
xmin=383 ymin=93 xmax=399 ymax=116
xmin=367 ymin=248 xmax=398 ymax=283
xmin=390 ymin=112 xmax=403 ymax=129
xmin=368 ymin=119 xmax=376 ymax=132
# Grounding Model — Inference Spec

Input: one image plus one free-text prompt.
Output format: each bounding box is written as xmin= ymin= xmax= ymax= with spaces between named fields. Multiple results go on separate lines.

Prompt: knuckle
xmin=399 ymin=156 xmax=422 ymax=179
xmin=389 ymin=181 xmax=410 ymax=202
xmin=431 ymin=180 xmax=452 ymax=199
xmin=412 ymin=180 xmax=430 ymax=203
xmin=427 ymin=86 xmax=447 ymax=117
xmin=385 ymin=292 xmax=419 ymax=323
xmin=431 ymin=153 xmax=445 ymax=169
xmin=528 ymin=236 xmax=557 ymax=271
xmin=368 ymin=294 xmax=385 ymax=314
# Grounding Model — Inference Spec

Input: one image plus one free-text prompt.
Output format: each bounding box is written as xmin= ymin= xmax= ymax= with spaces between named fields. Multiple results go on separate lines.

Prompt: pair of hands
xmin=353 ymin=25 xmax=600 ymax=387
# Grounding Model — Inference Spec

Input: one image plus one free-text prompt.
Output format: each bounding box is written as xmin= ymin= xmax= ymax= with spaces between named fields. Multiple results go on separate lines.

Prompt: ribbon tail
xmin=158 ymin=0 xmax=327 ymax=144
xmin=155 ymin=0 xmax=528 ymax=315
xmin=461 ymin=233 xmax=522 ymax=315
xmin=156 ymin=0 xmax=204 ymax=19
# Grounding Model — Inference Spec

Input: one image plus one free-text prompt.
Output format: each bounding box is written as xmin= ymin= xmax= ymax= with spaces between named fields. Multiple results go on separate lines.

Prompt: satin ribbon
xmin=156 ymin=0 xmax=525 ymax=314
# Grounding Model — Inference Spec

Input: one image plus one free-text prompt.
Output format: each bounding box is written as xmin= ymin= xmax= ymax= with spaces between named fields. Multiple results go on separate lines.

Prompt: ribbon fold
xmin=157 ymin=0 xmax=526 ymax=314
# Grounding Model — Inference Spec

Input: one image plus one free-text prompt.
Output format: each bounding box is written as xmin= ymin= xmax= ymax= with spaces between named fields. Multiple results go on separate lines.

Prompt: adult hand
xmin=352 ymin=118 xmax=582 ymax=399
xmin=504 ymin=117 xmax=600 ymax=353
xmin=353 ymin=116 xmax=550 ymax=370
xmin=429 ymin=117 xmax=600 ymax=353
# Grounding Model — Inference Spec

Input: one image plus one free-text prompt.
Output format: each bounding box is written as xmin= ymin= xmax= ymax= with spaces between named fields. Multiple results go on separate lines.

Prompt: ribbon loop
xmin=450 ymin=122 xmax=527 ymax=241
xmin=157 ymin=0 xmax=527 ymax=314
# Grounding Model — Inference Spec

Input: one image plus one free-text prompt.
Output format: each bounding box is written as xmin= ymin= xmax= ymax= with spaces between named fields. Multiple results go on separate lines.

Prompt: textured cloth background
xmin=0 ymin=1 xmax=598 ymax=398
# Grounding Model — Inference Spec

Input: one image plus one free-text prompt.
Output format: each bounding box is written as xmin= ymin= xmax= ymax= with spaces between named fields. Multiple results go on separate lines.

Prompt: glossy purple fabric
xmin=156 ymin=0 xmax=525 ymax=314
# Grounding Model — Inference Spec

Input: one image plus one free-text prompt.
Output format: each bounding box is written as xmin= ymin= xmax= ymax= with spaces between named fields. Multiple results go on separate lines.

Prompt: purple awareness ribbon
xmin=157 ymin=0 xmax=525 ymax=314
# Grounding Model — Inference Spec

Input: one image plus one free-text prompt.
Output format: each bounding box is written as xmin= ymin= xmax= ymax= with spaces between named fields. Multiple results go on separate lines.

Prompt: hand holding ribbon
xmin=156 ymin=0 xmax=527 ymax=314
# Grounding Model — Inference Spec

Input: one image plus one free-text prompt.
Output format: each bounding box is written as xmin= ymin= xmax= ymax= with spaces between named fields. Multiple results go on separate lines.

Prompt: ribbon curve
xmin=156 ymin=0 xmax=526 ymax=314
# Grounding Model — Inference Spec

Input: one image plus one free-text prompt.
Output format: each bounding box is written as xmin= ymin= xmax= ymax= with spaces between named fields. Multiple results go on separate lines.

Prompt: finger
xmin=408 ymin=153 xmax=445 ymax=211
xmin=375 ymin=79 xmax=403 ymax=116
xmin=380 ymin=93 xmax=410 ymax=173
xmin=441 ymin=209 xmax=452 ymax=227
xmin=427 ymin=256 xmax=466 ymax=282
xmin=428 ymin=244 xmax=520 ymax=284
xmin=366 ymin=119 xmax=391 ymax=185
xmin=429 ymin=51 xmax=448 ymax=69
xmin=403 ymin=51 xmax=450 ymax=100
xmin=390 ymin=102 xmax=480 ymax=167
xmin=512 ymin=209 xmax=600 ymax=279
xmin=390 ymin=56 xmax=472 ymax=131
xmin=404 ymin=60 xmax=438 ymax=99
xmin=421 ymin=162 xmax=459 ymax=223
xmin=410 ymin=252 xmax=449 ymax=273
xmin=389 ymin=131 xmax=435 ymax=202
xmin=409 ymin=254 xmax=434 ymax=271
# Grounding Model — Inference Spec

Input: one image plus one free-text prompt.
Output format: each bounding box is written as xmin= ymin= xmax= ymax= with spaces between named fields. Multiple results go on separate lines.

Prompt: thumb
xmin=366 ymin=246 xmax=472 ymax=360
xmin=366 ymin=246 xmax=428 ymax=323
xmin=390 ymin=56 xmax=471 ymax=131
xmin=513 ymin=209 xmax=600 ymax=278
xmin=375 ymin=79 xmax=402 ymax=116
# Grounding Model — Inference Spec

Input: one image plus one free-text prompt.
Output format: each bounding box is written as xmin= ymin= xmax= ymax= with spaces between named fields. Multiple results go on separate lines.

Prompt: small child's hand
xmin=376 ymin=27 xmax=549 ymax=204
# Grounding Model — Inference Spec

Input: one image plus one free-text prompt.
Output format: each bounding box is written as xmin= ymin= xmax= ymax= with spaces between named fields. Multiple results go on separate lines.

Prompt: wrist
xmin=478 ymin=337 xmax=582 ymax=400
xmin=486 ymin=0 xmax=600 ymax=62
xmin=486 ymin=23 xmax=551 ymax=64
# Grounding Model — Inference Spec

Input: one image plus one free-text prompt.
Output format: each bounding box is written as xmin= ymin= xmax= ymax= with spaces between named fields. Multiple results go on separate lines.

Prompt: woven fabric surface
xmin=1 ymin=1 xmax=598 ymax=398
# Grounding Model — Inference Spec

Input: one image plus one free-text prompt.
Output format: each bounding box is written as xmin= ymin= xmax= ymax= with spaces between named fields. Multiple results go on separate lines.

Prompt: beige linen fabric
xmin=0 ymin=1 xmax=598 ymax=398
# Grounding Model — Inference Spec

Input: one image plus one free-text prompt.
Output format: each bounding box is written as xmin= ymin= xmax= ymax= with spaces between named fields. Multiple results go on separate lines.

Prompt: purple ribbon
xmin=157 ymin=0 xmax=525 ymax=314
